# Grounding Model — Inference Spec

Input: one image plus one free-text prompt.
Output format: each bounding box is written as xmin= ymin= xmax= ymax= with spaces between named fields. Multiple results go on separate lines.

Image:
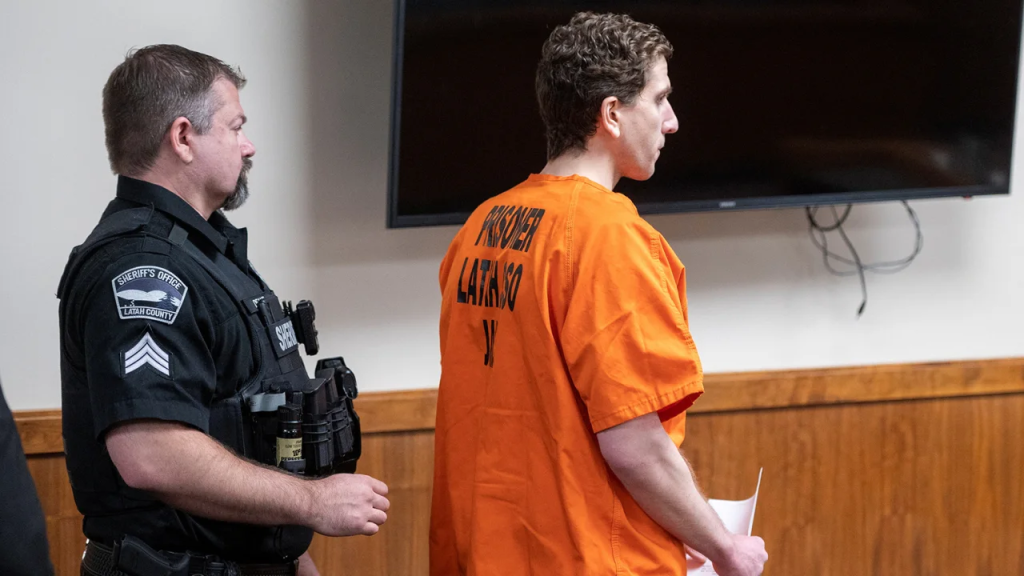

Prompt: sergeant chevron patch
xmin=123 ymin=332 xmax=171 ymax=378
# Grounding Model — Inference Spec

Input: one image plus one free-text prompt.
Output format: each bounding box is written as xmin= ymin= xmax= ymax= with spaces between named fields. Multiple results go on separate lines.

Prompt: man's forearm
xmin=107 ymin=420 xmax=315 ymax=528
xmin=598 ymin=413 xmax=734 ymax=563
xmin=619 ymin=442 xmax=732 ymax=560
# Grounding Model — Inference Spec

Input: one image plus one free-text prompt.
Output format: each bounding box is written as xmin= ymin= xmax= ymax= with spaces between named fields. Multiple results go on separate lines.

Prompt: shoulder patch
xmin=111 ymin=266 xmax=188 ymax=325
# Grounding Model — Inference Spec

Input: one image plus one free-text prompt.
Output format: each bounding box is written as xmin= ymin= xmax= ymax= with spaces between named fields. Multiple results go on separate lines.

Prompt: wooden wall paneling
xmin=15 ymin=409 xmax=63 ymax=455
xmin=307 ymin=430 xmax=434 ymax=576
xmin=354 ymin=389 xmax=438 ymax=433
xmin=14 ymin=358 xmax=1024 ymax=576
xmin=25 ymin=454 xmax=85 ymax=575
xmin=683 ymin=394 xmax=1024 ymax=576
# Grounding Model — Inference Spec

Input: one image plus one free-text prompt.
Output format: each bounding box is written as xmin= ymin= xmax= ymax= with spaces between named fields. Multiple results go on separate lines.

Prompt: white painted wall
xmin=1 ymin=1 xmax=1020 ymax=410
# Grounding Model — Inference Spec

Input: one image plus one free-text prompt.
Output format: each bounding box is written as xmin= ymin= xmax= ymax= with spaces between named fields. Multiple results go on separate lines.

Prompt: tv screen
xmin=388 ymin=0 xmax=1022 ymax=228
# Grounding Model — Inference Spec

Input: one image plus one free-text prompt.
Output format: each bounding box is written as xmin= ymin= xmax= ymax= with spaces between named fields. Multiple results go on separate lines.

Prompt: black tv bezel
xmin=386 ymin=0 xmax=1018 ymax=229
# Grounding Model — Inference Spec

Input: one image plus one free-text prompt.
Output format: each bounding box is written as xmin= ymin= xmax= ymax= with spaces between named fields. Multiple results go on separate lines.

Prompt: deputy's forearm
xmin=106 ymin=420 xmax=316 ymax=528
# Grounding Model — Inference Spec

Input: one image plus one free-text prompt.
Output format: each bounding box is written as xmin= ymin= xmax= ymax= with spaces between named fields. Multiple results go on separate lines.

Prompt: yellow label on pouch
xmin=276 ymin=437 xmax=303 ymax=465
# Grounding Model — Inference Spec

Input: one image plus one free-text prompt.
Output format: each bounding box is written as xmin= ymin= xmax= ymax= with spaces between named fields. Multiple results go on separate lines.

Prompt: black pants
xmin=80 ymin=539 xmax=297 ymax=576
xmin=0 ymin=381 xmax=55 ymax=576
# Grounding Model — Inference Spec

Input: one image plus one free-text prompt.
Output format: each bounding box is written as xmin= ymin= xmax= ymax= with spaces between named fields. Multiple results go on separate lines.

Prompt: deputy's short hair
xmin=102 ymin=44 xmax=246 ymax=176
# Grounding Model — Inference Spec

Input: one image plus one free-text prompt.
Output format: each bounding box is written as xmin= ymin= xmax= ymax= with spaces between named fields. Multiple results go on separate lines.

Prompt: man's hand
xmin=712 ymin=534 xmax=768 ymax=576
xmin=308 ymin=474 xmax=390 ymax=536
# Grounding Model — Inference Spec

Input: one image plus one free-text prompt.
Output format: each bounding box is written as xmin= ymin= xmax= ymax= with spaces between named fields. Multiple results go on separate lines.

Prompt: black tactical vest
xmin=58 ymin=206 xmax=359 ymax=561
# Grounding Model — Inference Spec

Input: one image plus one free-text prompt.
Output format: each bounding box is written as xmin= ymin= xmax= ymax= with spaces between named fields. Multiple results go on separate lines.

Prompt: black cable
xmin=805 ymin=201 xmax=923 ymax=317
xmin=831 ymin=206 xmax=868 ymax=317
xmin=808 ymin=201 xmax=923 ymax=274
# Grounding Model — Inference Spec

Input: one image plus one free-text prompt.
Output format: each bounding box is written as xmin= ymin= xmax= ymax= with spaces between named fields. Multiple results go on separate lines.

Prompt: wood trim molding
xmin=693 ymin=357 xmax=1024 ymax=413
xmin=15 ymin=358 xmax=1023 ymax=455
xmin=11 ymin=389 xmax=442 ymax=456
xmin=355 ymin=388 xmax=438 ymax=434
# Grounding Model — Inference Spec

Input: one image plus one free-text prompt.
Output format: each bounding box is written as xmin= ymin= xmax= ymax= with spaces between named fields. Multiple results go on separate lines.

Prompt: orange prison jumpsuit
xmin=431 ymin=174 xmax=704 ymax=575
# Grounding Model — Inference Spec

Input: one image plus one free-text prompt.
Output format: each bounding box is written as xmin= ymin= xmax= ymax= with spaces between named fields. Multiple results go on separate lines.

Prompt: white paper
xmin=687 ymin=468 xmax=763 ymax=574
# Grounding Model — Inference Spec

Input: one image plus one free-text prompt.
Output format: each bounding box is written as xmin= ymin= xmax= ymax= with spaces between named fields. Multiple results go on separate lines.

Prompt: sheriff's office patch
xmin=111 ymin=266 xmax=188 ymax=325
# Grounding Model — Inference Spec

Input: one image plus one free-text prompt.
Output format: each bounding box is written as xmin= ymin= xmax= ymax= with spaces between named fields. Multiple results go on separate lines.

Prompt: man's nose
xmin=664 ymin=102 xmax=679 ymax=134
xmin=242 ymin=135 xmax=256 ymax=157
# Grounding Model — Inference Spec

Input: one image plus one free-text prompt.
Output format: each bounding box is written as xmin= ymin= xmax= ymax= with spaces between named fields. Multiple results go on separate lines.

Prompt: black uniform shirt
xmin=59 ymin=176 xmax=308 ymax=561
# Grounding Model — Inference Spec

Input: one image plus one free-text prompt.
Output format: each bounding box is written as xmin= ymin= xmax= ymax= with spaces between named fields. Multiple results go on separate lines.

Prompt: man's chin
xmin=221 ymin=186 xmax=249 ymax=211
xmin=623 ymin=167 xmax=656 ymax=182
xmin=224 ymin=161 xmax=253 ymax=211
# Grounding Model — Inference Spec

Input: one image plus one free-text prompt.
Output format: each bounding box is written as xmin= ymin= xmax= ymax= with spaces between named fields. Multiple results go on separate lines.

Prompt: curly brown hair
xmin=535 ymin=12 xmax=673 ymax=160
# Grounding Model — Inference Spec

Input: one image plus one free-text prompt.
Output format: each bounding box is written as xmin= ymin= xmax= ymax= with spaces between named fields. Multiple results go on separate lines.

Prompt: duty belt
xmin=81 ymin=539 xmax=298 ymax=576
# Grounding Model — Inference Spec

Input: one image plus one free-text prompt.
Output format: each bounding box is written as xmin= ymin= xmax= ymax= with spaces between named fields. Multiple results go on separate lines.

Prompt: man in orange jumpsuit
xmin=431 ymin=12 xmax=769 ymax=576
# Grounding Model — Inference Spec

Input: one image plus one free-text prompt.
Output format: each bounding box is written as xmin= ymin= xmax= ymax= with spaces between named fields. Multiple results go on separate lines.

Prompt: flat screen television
xmin=388 ymin=0 xmax=1022 ymax=228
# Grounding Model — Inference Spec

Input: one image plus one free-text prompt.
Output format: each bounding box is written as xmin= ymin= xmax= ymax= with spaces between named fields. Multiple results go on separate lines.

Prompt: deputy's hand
xmin=309 ymin=474 xmax=390 ymax=536
xmin=713 ymin=535 xmax=767 ymax=576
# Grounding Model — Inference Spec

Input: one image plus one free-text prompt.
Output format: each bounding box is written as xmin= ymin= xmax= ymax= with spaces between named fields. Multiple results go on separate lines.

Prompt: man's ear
xmin=597 ymin=96 xmax=622 ymax=139
xmin=168 ymin=116 xmax=195 ymax=164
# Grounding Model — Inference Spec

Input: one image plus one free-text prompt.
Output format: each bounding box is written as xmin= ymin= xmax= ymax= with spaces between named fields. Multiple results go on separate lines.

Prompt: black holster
xmin=112 ymin=535 xmax=195 ymax=576
xmin=99 ymin=536 xmax=297 ymax=576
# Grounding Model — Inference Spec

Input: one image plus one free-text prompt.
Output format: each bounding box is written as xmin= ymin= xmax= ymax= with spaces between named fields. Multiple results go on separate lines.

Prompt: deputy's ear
xmin=597 ymin=96 xmax=622 ymax=139
xmin=167 ymin=116 xmax=195 ymax=163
